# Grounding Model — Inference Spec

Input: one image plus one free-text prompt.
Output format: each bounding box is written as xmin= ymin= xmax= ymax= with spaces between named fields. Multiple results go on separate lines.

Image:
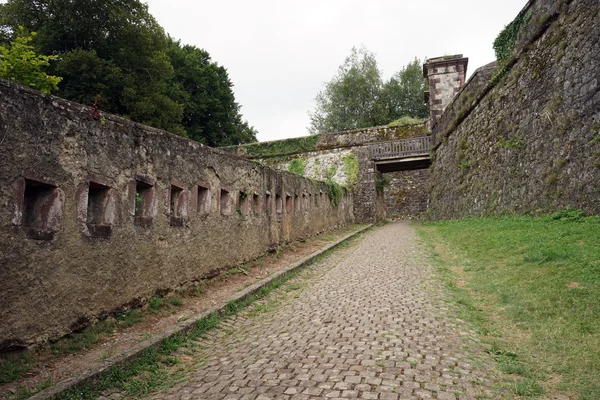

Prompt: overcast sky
xmin=150 ymin=1 xmax=525 ymax=142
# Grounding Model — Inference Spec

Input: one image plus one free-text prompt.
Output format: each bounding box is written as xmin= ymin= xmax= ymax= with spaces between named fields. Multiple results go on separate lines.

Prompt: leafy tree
xmin=309 ymin=47 xmax=386 ymax=134
xmin=381 ymin=58 xmax=428 ymax=120
xmin=0 ymin=0 xmax=257 ymax=144
xmin=168 ymin=40 xmax=257 ymax=146
xmin=0 ymin=0 xmax=184 ymax=134
xmin=308 ymin=48 xmax=428 ymax=134
xmin=53 ymin=49 xmax=125 ymax=115
xmin=0 ymin=28 xmax=61 ymax=93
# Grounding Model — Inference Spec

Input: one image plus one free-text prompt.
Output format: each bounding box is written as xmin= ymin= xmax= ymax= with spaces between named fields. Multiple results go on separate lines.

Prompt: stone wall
xmin=384 ymin=169 xmax=430 ymax=220
xmin=427 ymin=0 xmax=600 ymax=219
xmin=0 ymin=80 xmax=354 ymax=351
xmin=224 ymin=124 xmax=428 ymax=223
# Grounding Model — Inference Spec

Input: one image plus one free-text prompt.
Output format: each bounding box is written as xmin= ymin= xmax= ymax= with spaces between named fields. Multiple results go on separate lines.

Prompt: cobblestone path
xmin=109 ymin=221 xmax=504 ymax=399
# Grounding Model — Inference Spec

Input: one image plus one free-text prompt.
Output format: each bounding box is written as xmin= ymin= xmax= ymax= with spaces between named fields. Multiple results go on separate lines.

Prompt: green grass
xmin=116 ymin=309 xmax=144 ymax=328
xmin=167 ymin=296 xmax=183 ymax=307
xmin=49 ymin=310 xmax=145 ymax=357
xmin=148 ymin=297 xmax=163 ymax=313
xmin=283 ymin=282 xmax=304 ymax=292
xmin=0 ymin=354 xmax=33 ymax=384
xmin=418 ymin=215 xmax=600 ymax=399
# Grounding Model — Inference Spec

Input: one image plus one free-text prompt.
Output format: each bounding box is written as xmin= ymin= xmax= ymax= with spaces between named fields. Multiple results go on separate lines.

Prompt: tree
xmin=0 ymin=28 xmax=61 ymax=94
xmin=308 ymin=47 xmax=386 ymax=134
xmin=381 ymin=58 xmax=428 ymax=120
xmin=168 ymin=40 xmax=257 ymax=146
xmin=0 ymin=0 xmax=257 ymax=144
xmin=308 ymin=48 xmax=428 ymax=134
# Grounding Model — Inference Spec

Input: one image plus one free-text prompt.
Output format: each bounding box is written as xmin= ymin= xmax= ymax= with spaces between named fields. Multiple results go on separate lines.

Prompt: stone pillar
xmin=423 ymin=55 xmax=468 ymax=125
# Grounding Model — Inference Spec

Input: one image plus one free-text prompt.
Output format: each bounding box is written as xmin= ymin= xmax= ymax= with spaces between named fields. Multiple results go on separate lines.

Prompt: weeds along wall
xmin=428 ymin=0 xmax=600 ymax=219
xmin=224 ymin=123 xmax=429 ymax=223
xmin=0 ymin=80 xmax=354 ymax=351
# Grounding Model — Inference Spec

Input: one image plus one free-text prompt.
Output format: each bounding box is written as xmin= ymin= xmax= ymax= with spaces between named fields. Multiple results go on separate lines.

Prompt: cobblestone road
xmin=109 ymin=221 xmax=504 ymax=399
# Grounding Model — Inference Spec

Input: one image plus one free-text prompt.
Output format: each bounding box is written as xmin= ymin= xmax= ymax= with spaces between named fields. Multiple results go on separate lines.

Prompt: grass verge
xmin=417 ymin=214 xmax=600 ymax=399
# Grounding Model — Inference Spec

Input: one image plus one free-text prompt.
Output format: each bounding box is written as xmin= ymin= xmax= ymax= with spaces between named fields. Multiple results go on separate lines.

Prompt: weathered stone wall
xmin=224 ymin=124 xmax=429 ymax=223
xmin=0 ymin=80 xmax=354 ymax=351
xmin=428 ymin=0 xmax=600 ymax=219
xmin=384 ymin=168 xmax=430 ymax=220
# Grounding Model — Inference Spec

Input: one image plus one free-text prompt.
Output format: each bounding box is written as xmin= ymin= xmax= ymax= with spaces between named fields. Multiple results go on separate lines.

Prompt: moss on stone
xmin=245 ymin=135 xmax=318 ymax=158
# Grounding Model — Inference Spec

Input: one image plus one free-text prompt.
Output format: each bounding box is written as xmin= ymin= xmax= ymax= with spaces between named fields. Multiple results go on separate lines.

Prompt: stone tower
xmin=423 ymin=55 xmax=468 ymax=125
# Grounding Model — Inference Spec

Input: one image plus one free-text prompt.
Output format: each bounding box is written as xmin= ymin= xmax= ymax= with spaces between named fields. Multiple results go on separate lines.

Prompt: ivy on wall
xmin=493 ymin=11 xmax=533 ymax=70
xmin=287 ymin=158 xmax=306 ymax=176
xmin=342 ymin=152 xmax=359 ymax=186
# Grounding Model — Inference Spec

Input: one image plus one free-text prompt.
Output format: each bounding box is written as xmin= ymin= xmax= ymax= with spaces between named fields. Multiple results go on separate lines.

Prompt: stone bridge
xmin=225 ymin=126 xmax=438 ymax=223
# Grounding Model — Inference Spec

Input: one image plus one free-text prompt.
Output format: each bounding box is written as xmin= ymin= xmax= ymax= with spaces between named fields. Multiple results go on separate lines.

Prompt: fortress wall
xmin=427 ymin=0 xmax=600 ymax=218
xmin=0 ymin=80 xmax=354 ymax=351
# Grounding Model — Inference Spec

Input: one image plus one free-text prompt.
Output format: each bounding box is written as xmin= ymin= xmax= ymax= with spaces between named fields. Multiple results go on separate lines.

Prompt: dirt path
xmin=100 ymin=221 xmax=505 ymax=400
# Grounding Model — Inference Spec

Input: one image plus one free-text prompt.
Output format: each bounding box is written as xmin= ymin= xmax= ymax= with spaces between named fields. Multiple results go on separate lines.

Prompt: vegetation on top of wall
xmin=387 ymin=117 xmax=426 ymax=127
xmin=245 ymin=135 xmax=319 ymax=158
xmin=493 ymin=11 xmax=532 ymax=79
xmin=287 ymin=158 xmax=306 ymax=176
xmin=342 ymin=152 xmax=359 ymax=186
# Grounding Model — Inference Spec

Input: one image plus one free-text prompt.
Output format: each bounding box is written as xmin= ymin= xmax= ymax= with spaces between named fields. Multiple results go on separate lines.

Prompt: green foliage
xmin=51 ymin=331 xmax=100 ymax=356
xmin=546 ymin=206 xmax=584 ymax=221
xmin=116 ymin=309 xmax=144 ymax=328
xmin=167 ymin=296 xmax=183 ymax=307
xmin=325 ymin=165 xmax=337 ymax=181
xmin=0 ymin=0 xmax=257 ymax=145
xmin=342 ymin=152 xmax=359 ymax=186
xmin=387 ymin=116 xmax=427 ymax=127
xmin=148 ymin=297 xmax=163 ymax=313
xmin=497 ymin=133 xmax=523 ymax=149
xmin=493 ymin=11 xmax=532 ymax=69
xmin=287 ymin=158 xmax=306 ymax=176
xmin=167 ymin=40 xmax=257 ymax=146
xmin=326 ymin=181 xmax=344 ymax=207
xmin=0 ymin=354 xmax=33 ymax=384
xmin=590 ymin=127 xmax=600 ymax=143
xmin=245 ymin=135 xmax=318 ymax=158
xmin=375 ymin=173 xmax=390 ymax=191
xmin=381 ymin=58 xmax=429 ymax=121
xmin=308 ymin=47 xmax=428 ymax=134
xmin=0 ymin=28 xmax=61 ymax=93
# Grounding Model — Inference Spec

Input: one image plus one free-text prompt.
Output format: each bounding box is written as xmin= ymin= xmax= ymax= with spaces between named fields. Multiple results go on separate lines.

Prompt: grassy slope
xmin=418 ymin=215 xmax=600 ymax=399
